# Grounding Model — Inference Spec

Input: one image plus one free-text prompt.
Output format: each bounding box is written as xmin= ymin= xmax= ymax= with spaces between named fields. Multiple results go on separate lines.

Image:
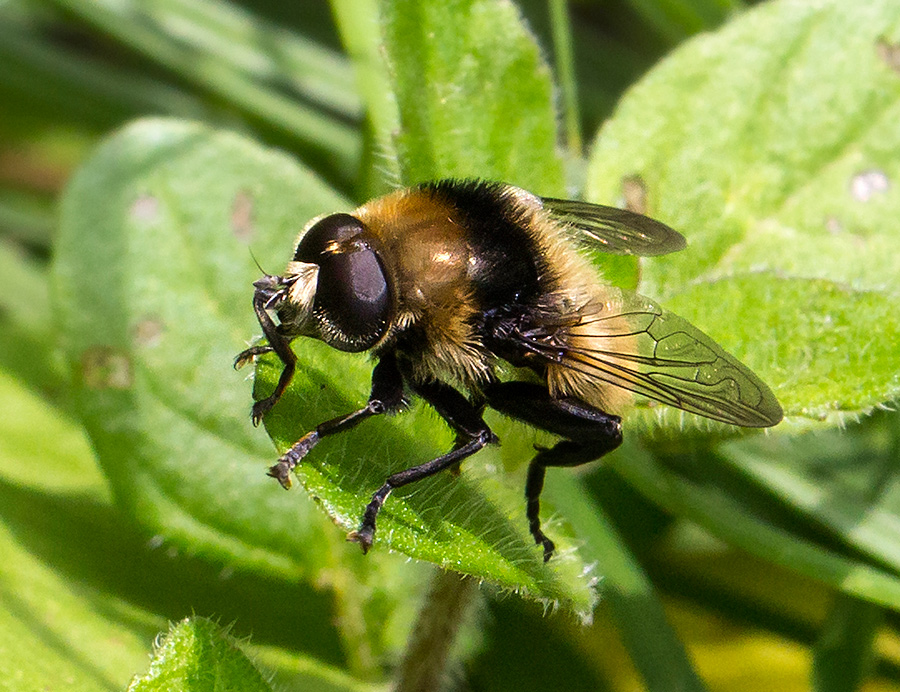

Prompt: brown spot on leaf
xmin=231 ymin=190 xmax=255 ymax=242
xmin=130 ymin=194 xmax=159 ymax=224
xmin=621 ymin=175 xmax=648 ymax=214
xmin=877 ymin=37 xmax=900 ymax=74
xmin=81 ymin=346 xmax=133 ymax=389
xmin=134 ymin=317 xmax=164 ymax=347
xmin=825 ymin=216 xmax=843 ymax=235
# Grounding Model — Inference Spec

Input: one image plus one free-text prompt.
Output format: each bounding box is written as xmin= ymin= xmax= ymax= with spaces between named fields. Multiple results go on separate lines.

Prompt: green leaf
xmin=586 ymin=0 xmax=900 ymax=429
xmin=0 ymin=185 xmax=56 ymax=250
xmin=0 ymin=10 xmax=208 ymax=132
xmin=0 ymin=239 xmax=63 ymax=395
xmin=548 ymin=0 xmax=582 ymax=154
xmin=258 ymin=351 xmax=597 ymax=615
xmin=331 ymin=0 xmax=402 ymax=196
xmin=0 ymin=352 xmax=386 ymax=691
xmin=55 ymin=118 xmax=348 ymax=581
xmin=0 ymin=368 xmax=161 ymax=691
xmin=610 ymin=440 xmax=900 ymax=610
xmin=249 ymin=644 xmax=383 ymax=692
xmin=54 ymin=119 xmax=437 ymax=675
xmin=661 ymin=275 xmax=900 ymax=429
xmin=623 ymin=0 xmax=743 ymax=44
xmin=379 ymin=0 xmax=566 ymax=193
xmin=719 ymin=410 xmax=900 ymax=576
xmin=128 ymin=617 xmax=271 ymax=691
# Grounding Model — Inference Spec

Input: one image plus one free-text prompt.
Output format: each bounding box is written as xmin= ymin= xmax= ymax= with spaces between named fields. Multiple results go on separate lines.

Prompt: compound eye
xmin=294 ymin=213 xmax=364 ymax=262
xmin=295 ymin=214 xmax=392 ymax=352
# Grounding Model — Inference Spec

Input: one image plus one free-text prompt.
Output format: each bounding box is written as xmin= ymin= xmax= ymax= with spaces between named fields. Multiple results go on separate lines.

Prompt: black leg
xmin=267 ymin=352 xmax=406 ymax=489
xmin=232 ymin=289 xmax=300 ymax=425
xmin=234 ymin=344 xmax=273 ymax=370
xmin=348 ymin=379 xmax=497 ymax=553
xmin=485 ymin=381 xmax=622 ymax=561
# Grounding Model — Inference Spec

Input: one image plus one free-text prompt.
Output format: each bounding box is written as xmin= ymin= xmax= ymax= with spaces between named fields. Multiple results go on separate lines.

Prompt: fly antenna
xmin=249 ymin=247 xmax=269 ymax=276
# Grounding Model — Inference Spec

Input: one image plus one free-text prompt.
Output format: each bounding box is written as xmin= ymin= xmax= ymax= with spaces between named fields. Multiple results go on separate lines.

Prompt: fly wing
xmin=517 ymin=288 xmax=783 ymax=427
xmin=541 ymin=197 xmax=687 ymax=257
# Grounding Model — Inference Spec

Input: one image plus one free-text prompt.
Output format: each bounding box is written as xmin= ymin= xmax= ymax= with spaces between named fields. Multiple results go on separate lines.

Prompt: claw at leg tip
xmin=542 ymin=540 xmax=555 ymax=563
xmin=347 ymin=530 xmax=372 ymax=554
xmin=266 ymin=465 xmax=293 ymax=489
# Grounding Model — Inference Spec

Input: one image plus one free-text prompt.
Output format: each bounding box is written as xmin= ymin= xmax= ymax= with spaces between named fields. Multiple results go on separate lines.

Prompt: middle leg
xmin=348 ymin=379 xmax=498 ymax=552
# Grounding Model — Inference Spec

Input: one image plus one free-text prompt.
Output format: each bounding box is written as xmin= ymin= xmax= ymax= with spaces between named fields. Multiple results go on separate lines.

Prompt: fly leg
xmin=348 ymin=380 xmax=497 ymax=553
xmin=267 ymin=352 xmax=406 ymax=489
xmin=233 ymin=344 xmax=273 ymax=369
xmin=234 ymin=287 xmax=298 ymax=425
xmin=484 ymin=381 xmax=622 ymax=561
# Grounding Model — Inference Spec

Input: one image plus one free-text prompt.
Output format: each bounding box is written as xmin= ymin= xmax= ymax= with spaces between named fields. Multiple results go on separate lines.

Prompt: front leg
xmin=268 ymin=352 xmax=405 ymax=489
xmin=234 ymin=287 xmax=298 ymax=425
xmin=348 ymin=379 xmax=498 ymax=553
xmin=233 ymin=344 xmax=273 ymax=370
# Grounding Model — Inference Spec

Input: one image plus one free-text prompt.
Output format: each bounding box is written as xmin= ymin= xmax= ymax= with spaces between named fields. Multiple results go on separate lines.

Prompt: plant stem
xmin=544 ymin=472 xmax=708 ymax=691
xmin=322 ymin=541 xmax=379 ymax=680
xmin=394 ymin=569 xmax=475 ymax=692
xmin=812 ymin=594 xmax=882 ymax=692
xmin=549 ymin=0 xmax=582 ymax=155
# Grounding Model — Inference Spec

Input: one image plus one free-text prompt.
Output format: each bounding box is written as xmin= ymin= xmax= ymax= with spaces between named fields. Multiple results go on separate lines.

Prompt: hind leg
xmin=485 ymin=382 xmax=622 ymax=561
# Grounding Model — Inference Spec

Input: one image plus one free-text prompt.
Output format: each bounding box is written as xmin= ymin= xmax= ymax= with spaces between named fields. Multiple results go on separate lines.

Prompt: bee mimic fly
xmin=235 ymin=179 xmax=782 ymax=561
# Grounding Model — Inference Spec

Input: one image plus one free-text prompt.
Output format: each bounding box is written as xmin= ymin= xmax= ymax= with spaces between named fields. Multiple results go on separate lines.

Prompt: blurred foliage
xmin=3 ymin=0 xmax=900 ymax=691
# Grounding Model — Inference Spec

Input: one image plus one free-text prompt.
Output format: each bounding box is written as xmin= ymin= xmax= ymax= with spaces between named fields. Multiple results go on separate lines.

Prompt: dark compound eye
xmin=294 ymin=213 xmax=365 ymax=262
xmin=295 ymin=213 xmax=392 ymax=352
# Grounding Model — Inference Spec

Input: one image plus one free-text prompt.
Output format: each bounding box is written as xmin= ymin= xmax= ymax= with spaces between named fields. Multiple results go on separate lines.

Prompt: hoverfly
xmin=236 ymin=180 xmax=782 ymax=560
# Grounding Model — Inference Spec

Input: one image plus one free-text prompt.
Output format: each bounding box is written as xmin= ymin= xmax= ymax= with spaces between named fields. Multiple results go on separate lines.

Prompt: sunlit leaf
xmin=380 ymin=0 xmax=565 ymax=194
xmin=128 ymin=618 xmax=271 ymax=692
xmin=56 ymin=118 xmax=595 ymax=618
xmin=587 ymin=0 xmax=900 ymax=430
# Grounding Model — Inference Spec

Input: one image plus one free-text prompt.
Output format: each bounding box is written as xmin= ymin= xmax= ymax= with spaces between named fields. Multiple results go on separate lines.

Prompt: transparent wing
xmin=541 ymin=197 xmax=687 ymax=256
xmin=516 ymin=289 xmax=783 ymax=427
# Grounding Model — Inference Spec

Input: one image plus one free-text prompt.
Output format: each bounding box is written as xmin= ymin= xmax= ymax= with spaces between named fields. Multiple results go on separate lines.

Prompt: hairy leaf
xmin=587 ymin=0 xmax=900 ymax=429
